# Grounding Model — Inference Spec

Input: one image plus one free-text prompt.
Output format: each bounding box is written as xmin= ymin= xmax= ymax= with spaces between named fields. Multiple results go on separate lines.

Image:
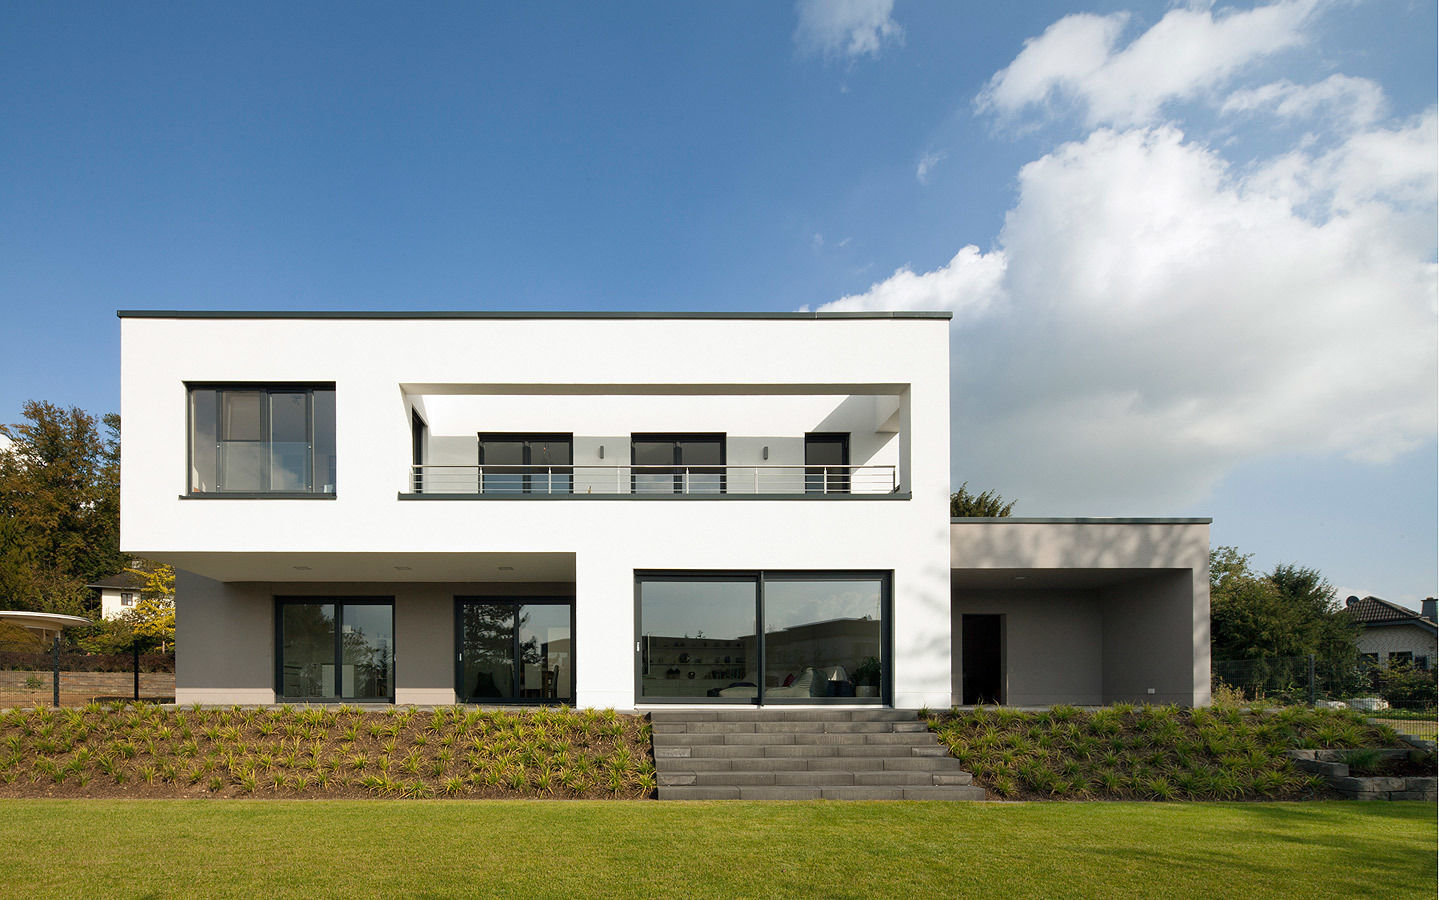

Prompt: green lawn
xmin=0 ymin=800 xmax=1432 ymax=899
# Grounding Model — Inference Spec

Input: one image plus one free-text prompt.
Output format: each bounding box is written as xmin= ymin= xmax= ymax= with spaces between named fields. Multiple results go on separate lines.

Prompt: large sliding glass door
xmin=636 ymin=572 xmax=889 ymax=704
xmin=455 ymin=599 xmax=574 ymax=704
xmin=276 ymin=598 xmax=394 ymax=702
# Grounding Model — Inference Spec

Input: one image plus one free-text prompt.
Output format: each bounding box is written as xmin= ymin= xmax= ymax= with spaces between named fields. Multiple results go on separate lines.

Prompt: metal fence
xmin=1214 ymin=655 xmax=1437 ymax=740
xmin=0 ymin=638 xmax=175 ymax=707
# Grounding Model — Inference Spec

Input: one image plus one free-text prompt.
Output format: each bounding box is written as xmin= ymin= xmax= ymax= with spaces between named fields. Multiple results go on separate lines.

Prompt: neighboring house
xmin=1345 ymin=595 xmax=1438 ymax=670
xmin=118 ymin=310 xmax=1211 ymax=708
xmin=87 ymin=572 xmax=174 ymax=621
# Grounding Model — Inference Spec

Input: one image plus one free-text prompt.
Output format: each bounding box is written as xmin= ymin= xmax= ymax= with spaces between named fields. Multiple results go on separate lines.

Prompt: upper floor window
xmin=188 ymin=385 xmax=336 ymax=495
xmin=119 ymin=592 xmax=135 ymax=607
xmin=477 ymin=434 xmax=573 ymax=494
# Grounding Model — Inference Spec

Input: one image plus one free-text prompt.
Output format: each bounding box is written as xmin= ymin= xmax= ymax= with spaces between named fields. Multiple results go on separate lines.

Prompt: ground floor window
xmin=276 ymin=598 xmax=394 ymax=701
xmin=455 ymin=598 xmax=574 ymax=704
xmin=636 ymin=571 xmax=889 ymax=704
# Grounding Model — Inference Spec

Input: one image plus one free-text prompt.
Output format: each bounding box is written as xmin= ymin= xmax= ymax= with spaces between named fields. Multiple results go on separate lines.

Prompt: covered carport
xmin=950 ymin=518 xmax=1211 ymax=707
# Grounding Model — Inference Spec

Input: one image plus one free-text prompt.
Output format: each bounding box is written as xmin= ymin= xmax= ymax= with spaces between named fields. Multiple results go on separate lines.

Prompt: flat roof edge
xmin=952 ymin=517 xmax=1213 ymax=525
xmin=116 ymin=310 xmax=954 ymax=321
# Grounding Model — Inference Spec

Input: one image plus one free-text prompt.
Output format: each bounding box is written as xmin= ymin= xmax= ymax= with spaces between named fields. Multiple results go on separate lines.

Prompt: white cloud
xmin=1222 ymin=75 xmax=1386 ymax=130
xmin=794 ymin=0 xmax=903 ymax=61
xmin=916 ymin=151 xmax=945 ymax=184
xmin=821 ymin=117 xmax=1437 ymax=512
xmin=978 ymin=1 xmax=1320 ymax=127
xmin=819 ymin=245 xmax=1006 ymax=323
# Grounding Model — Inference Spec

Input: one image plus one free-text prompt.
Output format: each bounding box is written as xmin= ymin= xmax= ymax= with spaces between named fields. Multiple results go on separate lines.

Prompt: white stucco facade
xmin=120 ymin=312 xmax=953 ymax=709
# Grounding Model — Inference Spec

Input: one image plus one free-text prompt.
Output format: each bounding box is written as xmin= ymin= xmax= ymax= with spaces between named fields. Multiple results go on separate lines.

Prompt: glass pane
xmin=270 ymin=393 xmax=308 ymax=443
xmin=480 ymin=440 xmax=526 ymax=494
xmin=529 ymin=439 xmax=572 ymax=495
xmin=631 ymin=439 xmax=675 ymax=494
xmin=517 ymin=605 xmax=571 ymax=702
xmin=459 ymin=604 xmax=516 ymax=700
xmin=313 ymin=390 xmax=336 ymax=493
xmin=219 ymin=440 xmax=265 ymax=491
xmin=805 ymin=437 xmax=849 ymax=494
xmin=189 ymin=389 xmax=217 ymax=492
xmin=763 ymin=579 xmax=883 ymax=700
xmin=341 ymin=605 xmax=393 ymax=700
xmin=280 ymin=603 xmax=336 ymax=699
xmin=220 ymin=391 xmax=262 ymax=441
xmin=679 ymin=438 xmax=724 ymax=494
xmin=270 ymin=441 xmax=311 ymax=491
xmin=639 ymin=579 xmax=756 ymax=700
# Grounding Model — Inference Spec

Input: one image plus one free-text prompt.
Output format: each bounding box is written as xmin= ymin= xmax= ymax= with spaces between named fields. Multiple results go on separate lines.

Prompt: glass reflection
xmin=639 ymin=580 xmax=757 ymax=700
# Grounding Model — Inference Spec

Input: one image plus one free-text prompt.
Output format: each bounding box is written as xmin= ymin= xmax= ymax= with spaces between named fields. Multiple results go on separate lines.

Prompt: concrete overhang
xmin=144 ymin=552 xmax=576 ymax=584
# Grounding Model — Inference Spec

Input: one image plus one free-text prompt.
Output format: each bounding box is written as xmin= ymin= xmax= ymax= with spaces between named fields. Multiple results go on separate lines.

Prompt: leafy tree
xmin=122 ymin=596 xmax=175 ymax=652
xmin=949 ymin=482 xmax=1016 ymax=517
xmin=1209 ymin=546 xmax=1359 ymax=678
xmin=0 ymin=402 xmax=124 ymax=613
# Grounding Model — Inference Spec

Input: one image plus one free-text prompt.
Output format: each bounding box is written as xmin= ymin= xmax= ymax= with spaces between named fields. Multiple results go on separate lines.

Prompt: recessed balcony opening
xmin=401 ymin=385 xmax=908 ymax=498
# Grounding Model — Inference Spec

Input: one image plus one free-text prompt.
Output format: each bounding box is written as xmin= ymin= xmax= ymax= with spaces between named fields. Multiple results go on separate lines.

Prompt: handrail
xmin=406 ymin=464 xmax=898 ymax=495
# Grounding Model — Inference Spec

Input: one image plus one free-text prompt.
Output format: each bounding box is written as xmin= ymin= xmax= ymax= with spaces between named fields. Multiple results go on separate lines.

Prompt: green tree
xmin=0 ymin=401 xmax=125 ymax=614
xmin=949 ymin=482 xmax=1016 ymax=517
xmin=1209 ymin=546 xmax=1360 ymax=693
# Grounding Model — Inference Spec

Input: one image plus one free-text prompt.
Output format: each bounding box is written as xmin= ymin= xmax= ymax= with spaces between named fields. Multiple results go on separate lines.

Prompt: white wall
xmin=124 ymin=315 xmax=952 ymax=708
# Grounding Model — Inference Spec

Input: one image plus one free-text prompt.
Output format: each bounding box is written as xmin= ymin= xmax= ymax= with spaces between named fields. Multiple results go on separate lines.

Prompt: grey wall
xmin=1100 ymin=571 xmax=1202 ymax=705
xmin=951 ymin=589 xmax=1104 ymax=706
xmin=174 ymin=573 xmax=574 ymax=705
xmin=175 ymin=571 xmax=275 ymax=704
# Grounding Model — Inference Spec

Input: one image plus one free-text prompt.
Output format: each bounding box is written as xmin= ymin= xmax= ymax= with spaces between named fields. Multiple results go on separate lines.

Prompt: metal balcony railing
xmin=406 ymin=464 xmax=898 ymax=496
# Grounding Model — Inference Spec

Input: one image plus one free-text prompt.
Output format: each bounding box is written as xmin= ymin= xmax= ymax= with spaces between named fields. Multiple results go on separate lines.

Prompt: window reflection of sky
xmin=640 ymin=578 xmax=881 ymax=637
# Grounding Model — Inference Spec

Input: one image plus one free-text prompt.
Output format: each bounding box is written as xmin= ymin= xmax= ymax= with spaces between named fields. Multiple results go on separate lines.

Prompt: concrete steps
xmin=652 ymin=709 xmax=983 ymax=801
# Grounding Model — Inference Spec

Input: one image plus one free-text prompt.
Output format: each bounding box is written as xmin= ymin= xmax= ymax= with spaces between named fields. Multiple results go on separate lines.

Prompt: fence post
xmin=1308 ymin=654 xmax=1316 ymax=705
xmin=133 ymin=641 xmax=141 ymax=701
xmin=52 ymin=636 xmax=60 ymax=708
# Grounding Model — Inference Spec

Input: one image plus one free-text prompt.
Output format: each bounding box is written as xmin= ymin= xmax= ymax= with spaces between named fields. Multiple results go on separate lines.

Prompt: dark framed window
xmin=275 ymin=598 xmax=394 ymax=702
xmin=478 ymin=434 xmax=573 ymax=494
xmin=188 ymin=384 xmax=336 ymax=495
xmin=805 ymin=433 xmax=850 ymax=494
xmin=635 ymin=571 xmax=890 ymax=705
xmin=455 ymin=598 xmax=574 ymax=704
xmin=631 ymin=434 xmax=725 ymax=494
xmin=411 ymin=409 xmax=427 ymax=493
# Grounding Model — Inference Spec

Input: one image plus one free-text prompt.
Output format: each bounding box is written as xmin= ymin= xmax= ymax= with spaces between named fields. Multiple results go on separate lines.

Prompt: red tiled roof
xmin=1345 ymin=595 xmax=1436 ymax=627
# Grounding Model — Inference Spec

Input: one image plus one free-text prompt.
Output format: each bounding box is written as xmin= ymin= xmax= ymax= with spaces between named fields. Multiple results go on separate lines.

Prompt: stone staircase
xmin=653 ymin=708 xmax=984 ymax=800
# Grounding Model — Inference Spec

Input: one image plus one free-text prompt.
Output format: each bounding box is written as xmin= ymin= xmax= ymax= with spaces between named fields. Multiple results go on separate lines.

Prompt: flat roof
xmin=117 ymin=310 xmax=952 ymax=321
xmin=951 ymin=517 xmax=1212 ymax=525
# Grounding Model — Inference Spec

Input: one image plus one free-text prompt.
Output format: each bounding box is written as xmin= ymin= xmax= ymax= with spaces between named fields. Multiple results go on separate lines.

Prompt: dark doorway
xmin=961 ymin=614 xmax=1003 ymax=705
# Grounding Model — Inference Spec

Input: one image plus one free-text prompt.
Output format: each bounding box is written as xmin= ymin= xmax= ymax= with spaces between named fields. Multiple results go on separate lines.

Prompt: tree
xmin=0 ymin=402 xmax=125 ymax=613
xmin=122 ymin=596 xmax=175 ymax=652
xmin=949 ymin=482 xmax=1016 ymax=517
xmin=1209 ymin=545 xmax=1359 ymax=676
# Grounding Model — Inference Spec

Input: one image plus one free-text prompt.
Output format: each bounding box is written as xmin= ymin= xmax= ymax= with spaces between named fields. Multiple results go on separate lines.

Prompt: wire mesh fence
xmin=1213 ymin=655 xmax=1437 ymax=740
xmin=0 ymin=638 xmax=175 ymax=708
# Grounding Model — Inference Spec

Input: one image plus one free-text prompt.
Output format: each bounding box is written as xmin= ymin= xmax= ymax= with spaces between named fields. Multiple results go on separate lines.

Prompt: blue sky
xmin=2 ymin=1 xmax=1435 ymax=607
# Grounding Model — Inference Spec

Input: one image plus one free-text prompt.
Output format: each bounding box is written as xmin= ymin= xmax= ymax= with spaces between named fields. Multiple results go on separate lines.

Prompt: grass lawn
xmin=0 ymin=800 xmax=1432 ymax=899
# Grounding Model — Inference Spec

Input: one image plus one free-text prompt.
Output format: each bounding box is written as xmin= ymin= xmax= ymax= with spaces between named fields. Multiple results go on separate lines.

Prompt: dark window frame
xmin=274 ymin=596 xmax=395 ymax=703
xmin=411 ymin=409 xmax=428 ymax=494
xmin=633 ymin=570 xmax=892 ymax=706
xmin=477 ymin=433 xmax=574 ymax=495
xmin=804 ymin=432 xmax=851 ymax=494
xmin=630 ymin=433 xmax=727 ymax=494
xmin=453 ymin=596 xmax=577 ymax=705
xmin=186 ymin=382 xmax=336 ymax=497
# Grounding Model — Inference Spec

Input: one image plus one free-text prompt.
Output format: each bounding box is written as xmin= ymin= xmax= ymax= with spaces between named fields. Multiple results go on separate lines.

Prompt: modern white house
xmin=118 ymin=310 xmax=1210 ymax=709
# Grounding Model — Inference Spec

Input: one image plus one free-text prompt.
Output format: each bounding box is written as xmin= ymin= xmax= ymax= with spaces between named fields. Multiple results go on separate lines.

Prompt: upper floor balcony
xmin=408 ymin=463 xmax=899 ymax=496
xmin=400 ymin=387 xmax=909 ymax=500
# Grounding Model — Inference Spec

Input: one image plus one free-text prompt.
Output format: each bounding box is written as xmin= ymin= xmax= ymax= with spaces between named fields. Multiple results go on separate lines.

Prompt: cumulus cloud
xmin=978 ymin=0 xmax=1319 ymax=127
xmin=916 ymin=151 xmax=945 ymax=184
xmin=822 ymin=39 xmax=1437 ymax=513
xmin=794 ymin=0 xmax=903 ymax=61
xmin=820 ymin=245 xmax=1007 ymax=322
